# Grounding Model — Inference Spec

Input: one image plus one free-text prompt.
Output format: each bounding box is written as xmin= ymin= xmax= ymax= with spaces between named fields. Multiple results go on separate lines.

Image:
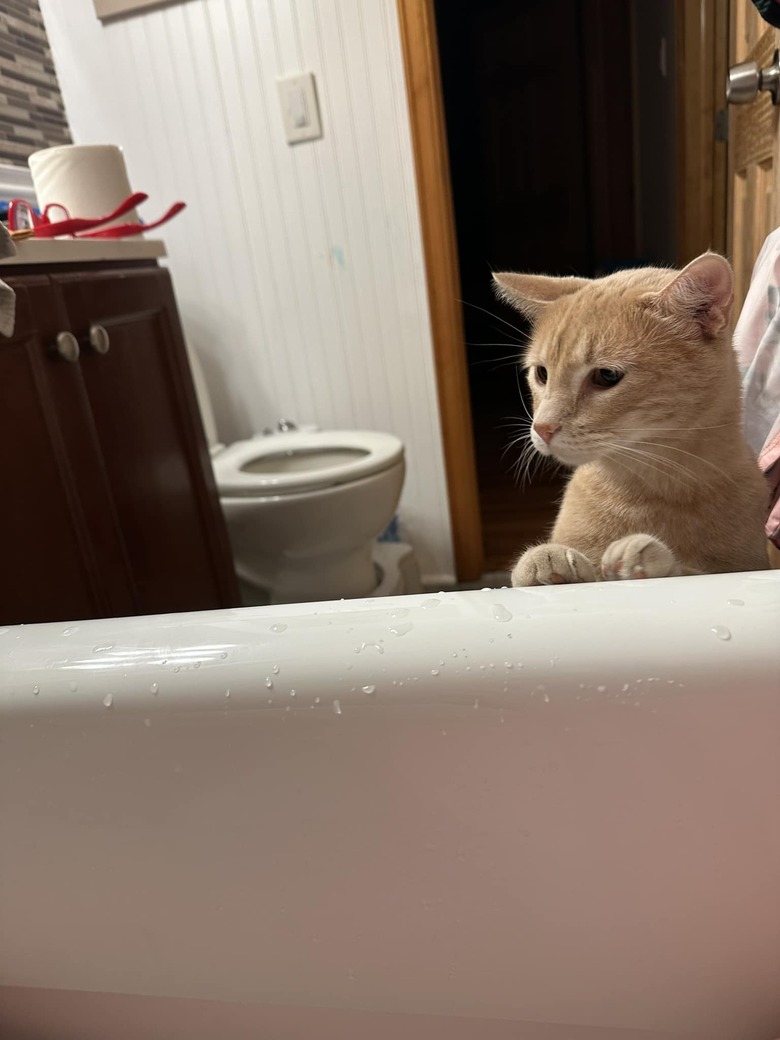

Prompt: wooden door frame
xmin=397 ymin=0 xmax=483 ymax=582
xmin=675 ymin=0 xmax=730 ymax=262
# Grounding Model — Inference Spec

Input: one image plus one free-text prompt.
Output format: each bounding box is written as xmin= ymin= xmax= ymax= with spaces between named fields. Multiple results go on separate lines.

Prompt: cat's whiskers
xmin=604 ymin=446 xmax=694 ymax=489
xmin=610 ymin=422 xmax=736 ymax=434
xmin=624 ymin=444 xmax=708 ymax=485
xmin=510 ymin=440 xmax=539 ymax=488
xmin=633 ymin=439 xmax=734 ymax=481
xmin=459 ymin=300 xmax=527 ymax=342
xmin=605 ymin=442 xmax=708 ymax=490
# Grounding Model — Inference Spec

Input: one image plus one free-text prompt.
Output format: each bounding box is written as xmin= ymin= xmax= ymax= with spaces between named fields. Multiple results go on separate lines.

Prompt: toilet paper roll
xmin=28 ymin=144 xmax=140 ymax=227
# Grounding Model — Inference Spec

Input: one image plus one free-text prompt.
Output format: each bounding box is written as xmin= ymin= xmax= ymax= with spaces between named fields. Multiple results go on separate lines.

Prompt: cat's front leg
xmin=512 ymin=543 xmax=598 ymax=587
xmin=601 ymin=534 xmax=682 ymax=580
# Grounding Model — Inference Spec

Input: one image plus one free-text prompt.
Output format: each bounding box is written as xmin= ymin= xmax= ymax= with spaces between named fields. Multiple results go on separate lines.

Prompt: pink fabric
xmin=733 ymin=227 xmax=780 ymax=546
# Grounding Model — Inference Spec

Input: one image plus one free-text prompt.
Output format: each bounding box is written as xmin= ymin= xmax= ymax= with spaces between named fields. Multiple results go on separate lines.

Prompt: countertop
xmin=0 ymin=238 xmax=166 ymax=266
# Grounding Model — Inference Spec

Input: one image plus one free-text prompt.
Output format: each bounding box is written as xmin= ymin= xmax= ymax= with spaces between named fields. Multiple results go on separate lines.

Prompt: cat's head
xmin=492 ymin=253 xmax=736 ymax=467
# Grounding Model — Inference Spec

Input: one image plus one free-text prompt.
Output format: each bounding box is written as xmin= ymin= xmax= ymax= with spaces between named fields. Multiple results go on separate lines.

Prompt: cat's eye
xmin=592 ymin=368 xmax=624 ymax=388
xmin=534 ymin=366 xmax=548 ymax=386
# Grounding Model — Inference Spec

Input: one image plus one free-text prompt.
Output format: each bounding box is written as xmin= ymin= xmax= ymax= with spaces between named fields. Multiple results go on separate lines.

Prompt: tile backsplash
xmin=0 ymin=0 xmax=71 ymax=166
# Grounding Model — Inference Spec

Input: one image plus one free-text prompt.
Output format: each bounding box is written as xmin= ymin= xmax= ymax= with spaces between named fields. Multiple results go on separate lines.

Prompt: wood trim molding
xmin=396 ymin=0 xmax=483 ymax=581
xmin=675 ymin=0 xmax=730 ymax=262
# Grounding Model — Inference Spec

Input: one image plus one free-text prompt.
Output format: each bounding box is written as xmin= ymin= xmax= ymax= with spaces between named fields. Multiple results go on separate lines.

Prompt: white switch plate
xmin=277 ymin=72 xmax=323 ymax=144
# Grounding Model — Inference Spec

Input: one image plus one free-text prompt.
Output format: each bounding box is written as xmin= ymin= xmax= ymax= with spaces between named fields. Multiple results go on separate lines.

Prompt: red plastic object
xmin=7 ymin=193 xmax=149 ymax=238
xmin=76 ymin=201 xmax=186 ymax=239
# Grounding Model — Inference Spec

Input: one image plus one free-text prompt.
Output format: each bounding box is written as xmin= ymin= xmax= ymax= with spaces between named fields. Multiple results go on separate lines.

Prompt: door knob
xmin=88 ymin=324 xmax=110 ymax=354
xmin=55 ymin=331 xmax=80 ymax=362
xmin=727 ymin=48 xmax=780 ymax=104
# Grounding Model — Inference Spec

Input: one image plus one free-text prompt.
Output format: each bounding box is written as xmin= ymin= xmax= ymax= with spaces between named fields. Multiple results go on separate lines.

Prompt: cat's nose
xmin=533 ymin=421 xmax=561 ymax=444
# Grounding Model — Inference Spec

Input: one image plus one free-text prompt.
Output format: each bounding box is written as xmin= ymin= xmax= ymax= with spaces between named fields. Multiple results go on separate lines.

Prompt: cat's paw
xmin=511 ymin=543 xmax=597 ymax=587
xmin=601 ymin=534 xmax=680 ymax=580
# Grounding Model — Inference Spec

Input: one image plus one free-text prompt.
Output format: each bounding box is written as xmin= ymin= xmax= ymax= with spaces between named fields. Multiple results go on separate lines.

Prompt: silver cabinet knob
xmin=727 ymin=48 xmax=780 ymax=105
xmin=88 ymin=324 xmax=110 ymax=354
xmin=55 ymin=331 xmax=80 ymax=363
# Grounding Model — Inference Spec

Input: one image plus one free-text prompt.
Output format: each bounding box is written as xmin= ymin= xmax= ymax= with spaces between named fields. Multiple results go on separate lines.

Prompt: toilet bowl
xmin=186 ymin=345 xmax=409 ymax=604
xmin=215 ymin=429 xmax=405 ymax=603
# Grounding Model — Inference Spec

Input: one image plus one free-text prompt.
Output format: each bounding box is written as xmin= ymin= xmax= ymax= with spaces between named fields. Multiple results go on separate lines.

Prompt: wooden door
xmin=53 ymin=267 xmax=239 ymax=616
xmin=0 ymin=276 xmax=136 ymax=625
xmin=729 ymin=0 xmax=780 ymax=310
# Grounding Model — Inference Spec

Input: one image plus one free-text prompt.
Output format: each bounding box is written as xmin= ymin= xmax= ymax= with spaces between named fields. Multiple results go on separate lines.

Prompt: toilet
xmin=187 ymin=346 xmax=414 ymax=604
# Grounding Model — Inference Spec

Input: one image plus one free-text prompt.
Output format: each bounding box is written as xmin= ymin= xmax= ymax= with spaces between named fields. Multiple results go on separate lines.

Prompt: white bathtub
xmin=1 ymin=572 xmax=779 ymax=1040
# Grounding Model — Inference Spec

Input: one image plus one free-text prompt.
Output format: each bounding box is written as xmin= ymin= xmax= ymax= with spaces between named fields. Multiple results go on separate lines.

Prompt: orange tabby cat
xmin=493 ymin=252 xmax=769 ymax=586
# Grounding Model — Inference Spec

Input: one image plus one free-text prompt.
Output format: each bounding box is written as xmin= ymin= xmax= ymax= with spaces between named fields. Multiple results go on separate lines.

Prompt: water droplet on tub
xmin=173 ymin=666 xmax=181 ymax=673
xmin=431 ymin=669 xmax=439 ymax=676
xmin=194 ymin=661 xmax=201 ymax=669
xmin=314 ymin=696 xmax=321 ymax=704
xmin=390 ymin=623 xmax=413 ymax=637
xmin=362 ymin=684 xmax=376 ymax=695
xmin=421 ymin=598 xmax=440 ymax=609
xmin=271 ymin=623 xmax=287 ymax=634
xmin=32 ymin=684 xmax=39 ymax=695
xmin=543 ymin=691 xmax=550 ymax=703
xmin=727 ymin=598 xmax=744 ymax=607
xmin=150 ymin=682 xmax=159 ymax=695
xmin=93 ymin=644 xmax=114 ymax=653
xmin=69 ymin=681 xmax=77 ymax=692
xmin=492 ymin=604 xmax=512 ymax=622
xmin=356 ymin=641 xmax=384 ymax=654
xmin=273 ymin=664 xmax=280 ymax=674
xmin=220 ymin=652 xmax=228 ymax=659
xmin=144 ymin=718 xmax=151 ymax=728
xmin=597 ymin=685 xmax=606 ymax=693
xmin=102 ymin=694 xmax=113 ymax=708
xmin=389 ymin=607 xmax=409 ymax=619
xmin=225 ymin=689 xmax=231 ymax=698
xmin=504 ymin=661 xmax=513 ymax=669
xmin=473 ymin=698 xmax=480 ymax=709
xmin=711 ymin=625 xmax=731 ymax=641
xmin=332 ymin=699 xmax=342 ymax=715
xmin=289 ymin=689 xmax=296 ymax=697
xmin=62 ymin=626 xmax=78 ymax=637
xmin=621 ymin=683 xmax=630 ymax=692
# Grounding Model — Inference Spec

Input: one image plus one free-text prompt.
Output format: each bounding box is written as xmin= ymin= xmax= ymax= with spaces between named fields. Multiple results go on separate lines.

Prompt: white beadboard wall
xmin=38 ymin=0 xmax=455 ymax=582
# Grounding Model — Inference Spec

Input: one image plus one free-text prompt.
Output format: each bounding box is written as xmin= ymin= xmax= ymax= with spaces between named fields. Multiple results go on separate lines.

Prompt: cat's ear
xmin=650 ymin=252 xmax=733 ymax=339
xmin=492 ymin=272 xmax=589 ymax=320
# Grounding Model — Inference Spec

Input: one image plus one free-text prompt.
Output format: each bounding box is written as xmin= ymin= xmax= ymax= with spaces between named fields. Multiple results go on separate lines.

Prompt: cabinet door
xmin=52 ymin=267 xmax=238 ymax=615
xmin=0 ymin=277 xmax=136 ymax=625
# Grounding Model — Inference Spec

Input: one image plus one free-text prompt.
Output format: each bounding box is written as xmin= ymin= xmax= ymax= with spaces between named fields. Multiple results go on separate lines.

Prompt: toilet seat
xmin=213 ymin=429 xmax=404 ymax=497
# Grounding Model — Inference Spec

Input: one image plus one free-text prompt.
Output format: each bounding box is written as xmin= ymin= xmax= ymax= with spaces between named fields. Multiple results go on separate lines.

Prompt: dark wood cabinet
xmin=0 ymin=261 xmax=239 ymax=625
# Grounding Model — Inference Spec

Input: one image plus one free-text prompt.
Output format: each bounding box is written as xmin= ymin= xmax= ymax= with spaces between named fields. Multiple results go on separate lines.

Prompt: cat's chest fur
xmin=551 ymin=462 xmax=768 ymax=573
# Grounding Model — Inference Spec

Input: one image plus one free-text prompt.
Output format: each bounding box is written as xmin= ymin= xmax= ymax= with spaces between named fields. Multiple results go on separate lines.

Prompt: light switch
xmin=277 ymin=72 xmax=322 ymax=144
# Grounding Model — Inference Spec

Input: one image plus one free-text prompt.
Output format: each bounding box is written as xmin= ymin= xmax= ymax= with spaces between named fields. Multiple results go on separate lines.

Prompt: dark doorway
xmin=434 ymin=0 xmax=676 ymax=572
